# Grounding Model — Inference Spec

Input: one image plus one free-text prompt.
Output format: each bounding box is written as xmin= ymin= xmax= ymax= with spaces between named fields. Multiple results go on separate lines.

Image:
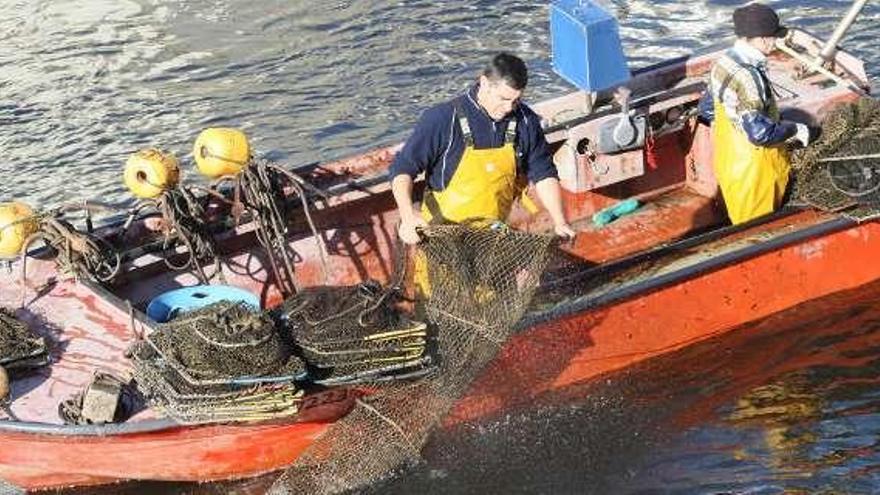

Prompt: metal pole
xmin=819 ymin=0 xmax=870 ymax=62
xmin=818 ymin=153 xmax=880 ymax=163
xmin=775 ymin=40 xmax=867 ymax=96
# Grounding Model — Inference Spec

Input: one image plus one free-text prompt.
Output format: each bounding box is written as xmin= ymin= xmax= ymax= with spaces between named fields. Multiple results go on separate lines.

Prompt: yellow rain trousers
xmin=713 ymin=102 xmax=791 ymax=225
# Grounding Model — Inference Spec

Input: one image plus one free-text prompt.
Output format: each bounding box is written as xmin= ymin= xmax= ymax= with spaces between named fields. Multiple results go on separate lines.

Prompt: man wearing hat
xmin=699 ymin=2 xmax=819 ymax=225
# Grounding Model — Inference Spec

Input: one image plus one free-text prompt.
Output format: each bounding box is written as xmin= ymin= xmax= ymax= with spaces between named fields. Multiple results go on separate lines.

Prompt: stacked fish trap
xmin=129 ymin=302 xmax=305 ymax=425
xmin=276 ymin=281 xmax=433 ymax=386
xmin=0 ymin=308 xmax=49 ymax=373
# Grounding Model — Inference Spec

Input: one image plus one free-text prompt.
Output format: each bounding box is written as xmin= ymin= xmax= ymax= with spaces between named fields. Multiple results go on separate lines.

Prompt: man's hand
xmin=398 ymin=215 xmax=428 ymax=245
xmin=554 ymin=222 xmax=576 ymax=240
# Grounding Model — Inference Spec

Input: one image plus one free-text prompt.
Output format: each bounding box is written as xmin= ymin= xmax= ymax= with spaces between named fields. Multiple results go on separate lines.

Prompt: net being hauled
xmin=268 ymin=223 xmax=557 ymax=495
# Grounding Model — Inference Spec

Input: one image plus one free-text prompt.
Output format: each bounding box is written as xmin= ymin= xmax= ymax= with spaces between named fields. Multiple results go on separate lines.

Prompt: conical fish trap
xmin=276 ymin=281 xmax=432 ymax=384
xmin=129 ymin=302 xmax=305 ymax=424
xmin=0 ymin=308 xmax=48 ymax=371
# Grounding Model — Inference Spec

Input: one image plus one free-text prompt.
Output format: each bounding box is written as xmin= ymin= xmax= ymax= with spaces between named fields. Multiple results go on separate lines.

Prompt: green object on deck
xmin=592 ymin=198 xmax=641 ymax=227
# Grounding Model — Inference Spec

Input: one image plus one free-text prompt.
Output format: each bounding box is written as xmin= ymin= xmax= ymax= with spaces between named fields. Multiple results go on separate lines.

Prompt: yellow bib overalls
xmin=712 ymin=60 xmax=791 ymax=226
xmin=415 ymin=105 xmax=522 ymax=296
xmin=421 ymin=108 xmax=520 ymax=224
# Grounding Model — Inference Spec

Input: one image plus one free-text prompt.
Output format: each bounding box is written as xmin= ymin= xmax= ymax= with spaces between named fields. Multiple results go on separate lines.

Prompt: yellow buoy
xmin=0 ymin=365 xmax=8 ymax=403
xmin=193 ymin=128 xmax=250 ymax=178
xmin=0 ymin=202 xmax=37 ymax=258
xmin=123 ymin=149 xmax=181 ymax=199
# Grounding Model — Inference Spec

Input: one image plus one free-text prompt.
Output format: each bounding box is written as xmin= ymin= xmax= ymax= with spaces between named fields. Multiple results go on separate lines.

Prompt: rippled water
xmin=4 ymin=0 xmax=879 ymax=493
xmin=362 ymin=277 xmax=880 ymax=494
xmin=1 ymin=0 xmax=878 ymax=210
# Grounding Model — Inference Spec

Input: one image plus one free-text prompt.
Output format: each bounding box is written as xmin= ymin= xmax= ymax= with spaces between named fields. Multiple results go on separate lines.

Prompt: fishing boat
xmin=0 ymin=1 xmax=875 ymax=492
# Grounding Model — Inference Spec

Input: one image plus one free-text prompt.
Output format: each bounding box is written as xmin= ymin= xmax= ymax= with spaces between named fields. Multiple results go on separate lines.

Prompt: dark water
xmin=362 ymin=277 xmax=880 ymax=494
xmin=4 ymin=0 xmax=878 ymax=493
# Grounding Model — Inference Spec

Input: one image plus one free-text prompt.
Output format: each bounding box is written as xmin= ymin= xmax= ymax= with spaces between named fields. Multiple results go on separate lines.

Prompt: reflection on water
xmin=611 ymin=280 xmax=880 ymax=495
xmin=4 ymin=0 xmax=879 ymax=493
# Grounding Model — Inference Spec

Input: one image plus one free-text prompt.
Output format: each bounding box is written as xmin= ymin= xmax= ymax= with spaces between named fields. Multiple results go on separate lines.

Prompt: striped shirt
xmin=709 ymin=40 xmax=774 ymax=131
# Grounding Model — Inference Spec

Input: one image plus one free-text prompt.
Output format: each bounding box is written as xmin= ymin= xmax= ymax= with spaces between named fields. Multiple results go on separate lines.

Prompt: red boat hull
xmin=0 ymin=422 xmax=329 ymax=489
xmin=450 ymin=214 xmax=880 ymax=423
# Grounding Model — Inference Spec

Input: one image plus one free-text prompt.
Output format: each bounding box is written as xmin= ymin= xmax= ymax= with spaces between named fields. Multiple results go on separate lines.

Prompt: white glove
xmin=793 ymin=123 xmax=811 ymax=147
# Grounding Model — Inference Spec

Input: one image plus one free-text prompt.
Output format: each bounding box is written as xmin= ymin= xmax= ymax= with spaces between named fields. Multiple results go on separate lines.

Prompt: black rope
xmin=221 ymin=159 xmax=329 ymax=297
xmin=19 ymin=209 xmax=122 ymax=306
xmin=151 ymin=187 xmax=225 ymax=285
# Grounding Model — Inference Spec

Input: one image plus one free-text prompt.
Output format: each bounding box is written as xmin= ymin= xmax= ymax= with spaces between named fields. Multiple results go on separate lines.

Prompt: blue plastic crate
xmin=551 ymin=0 xmax=630 ymax=92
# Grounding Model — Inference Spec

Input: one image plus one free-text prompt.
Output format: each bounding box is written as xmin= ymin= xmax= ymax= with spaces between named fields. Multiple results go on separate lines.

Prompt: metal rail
xmin=775 ymin=37 xmax=868 ymax=96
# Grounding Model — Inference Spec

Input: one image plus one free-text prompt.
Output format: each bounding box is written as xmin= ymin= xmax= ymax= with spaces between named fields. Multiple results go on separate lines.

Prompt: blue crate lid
xmin=551 ymin=0 xmax=630 ymax=92
xmin=146 ymin=285 xmax=260 ymax=323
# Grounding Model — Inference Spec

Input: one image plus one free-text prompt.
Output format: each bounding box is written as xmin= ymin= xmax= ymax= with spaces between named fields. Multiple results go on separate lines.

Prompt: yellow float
xmin=0 ymin=202 xmax=37 ymax=258
xmin=193 ymin=128 xmax=250 ymax=178
xmin=123 ymin=149 xmax=181 ymax=199
xmin=0 ymin=365 xmax=8 ymax=402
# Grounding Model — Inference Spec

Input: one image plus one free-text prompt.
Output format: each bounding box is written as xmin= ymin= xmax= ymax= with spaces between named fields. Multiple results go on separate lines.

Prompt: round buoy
xmin=193 ymin=128 xmax=250 ymax=178
xmin=0 ymin=365 xmax=9 ymax=403
xmin=123 ymin=149 xmax=181 ymax=199
xmin=0 ymin=202 xmax=37 ymax=258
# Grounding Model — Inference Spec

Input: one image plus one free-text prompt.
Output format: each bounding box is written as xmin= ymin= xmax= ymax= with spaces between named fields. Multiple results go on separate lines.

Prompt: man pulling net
xmin=265 ymin=50 xmax=569 ymax=495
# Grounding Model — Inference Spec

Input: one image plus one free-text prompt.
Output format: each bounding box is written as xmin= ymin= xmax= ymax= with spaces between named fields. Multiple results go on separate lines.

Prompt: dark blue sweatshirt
xmin=389 ymin=84 xmax=558 ymax=191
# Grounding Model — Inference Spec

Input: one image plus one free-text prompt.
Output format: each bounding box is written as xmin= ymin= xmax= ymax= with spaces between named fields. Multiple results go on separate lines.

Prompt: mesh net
xmin=0 ymin=308 xmax=47 ymax=369
xmin=129 ymin=302 xmax=306 ymax=424
xmin=791 ymin=97 xmax=880 ymax=221
xmin=268 ymin=224 xmax=557 ymax=495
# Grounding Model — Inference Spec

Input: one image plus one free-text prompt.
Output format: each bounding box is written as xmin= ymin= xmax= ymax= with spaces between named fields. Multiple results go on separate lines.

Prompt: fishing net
xmin=0 ymin=308 xmax=47 ymax=371
xmin=275 ymin=281 xmax=433 ymax=386
xmin=269 ymin=224 xmax=557 ymax=495
xmin=791 ymin=97 xmax=880 ymax=221
xmin=129 ymin=302 xmax=306 ymax=424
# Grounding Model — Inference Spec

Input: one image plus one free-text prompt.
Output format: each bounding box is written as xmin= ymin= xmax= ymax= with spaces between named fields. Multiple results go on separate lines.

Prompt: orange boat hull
xmin=0 ymin=422 xmax=329 ymax=490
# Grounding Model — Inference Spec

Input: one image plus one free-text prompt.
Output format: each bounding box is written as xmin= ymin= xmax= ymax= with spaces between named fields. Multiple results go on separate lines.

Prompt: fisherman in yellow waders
xmin=699 ymin=3 xmax=820 ymax=225
xmin=390 ymin=52 xmax=574 ymax=241
xmin=389 ymin=53 xmax=574 ymax=296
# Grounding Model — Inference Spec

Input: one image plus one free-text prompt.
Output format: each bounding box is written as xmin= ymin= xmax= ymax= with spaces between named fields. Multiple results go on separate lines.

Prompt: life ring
xmin=0 ymin=202 xmax=37 ymax=258
xmin=123 ymin=149 xmax=180 ymax=199
xmin=193 ymin=128 xmax=250 ymax=178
